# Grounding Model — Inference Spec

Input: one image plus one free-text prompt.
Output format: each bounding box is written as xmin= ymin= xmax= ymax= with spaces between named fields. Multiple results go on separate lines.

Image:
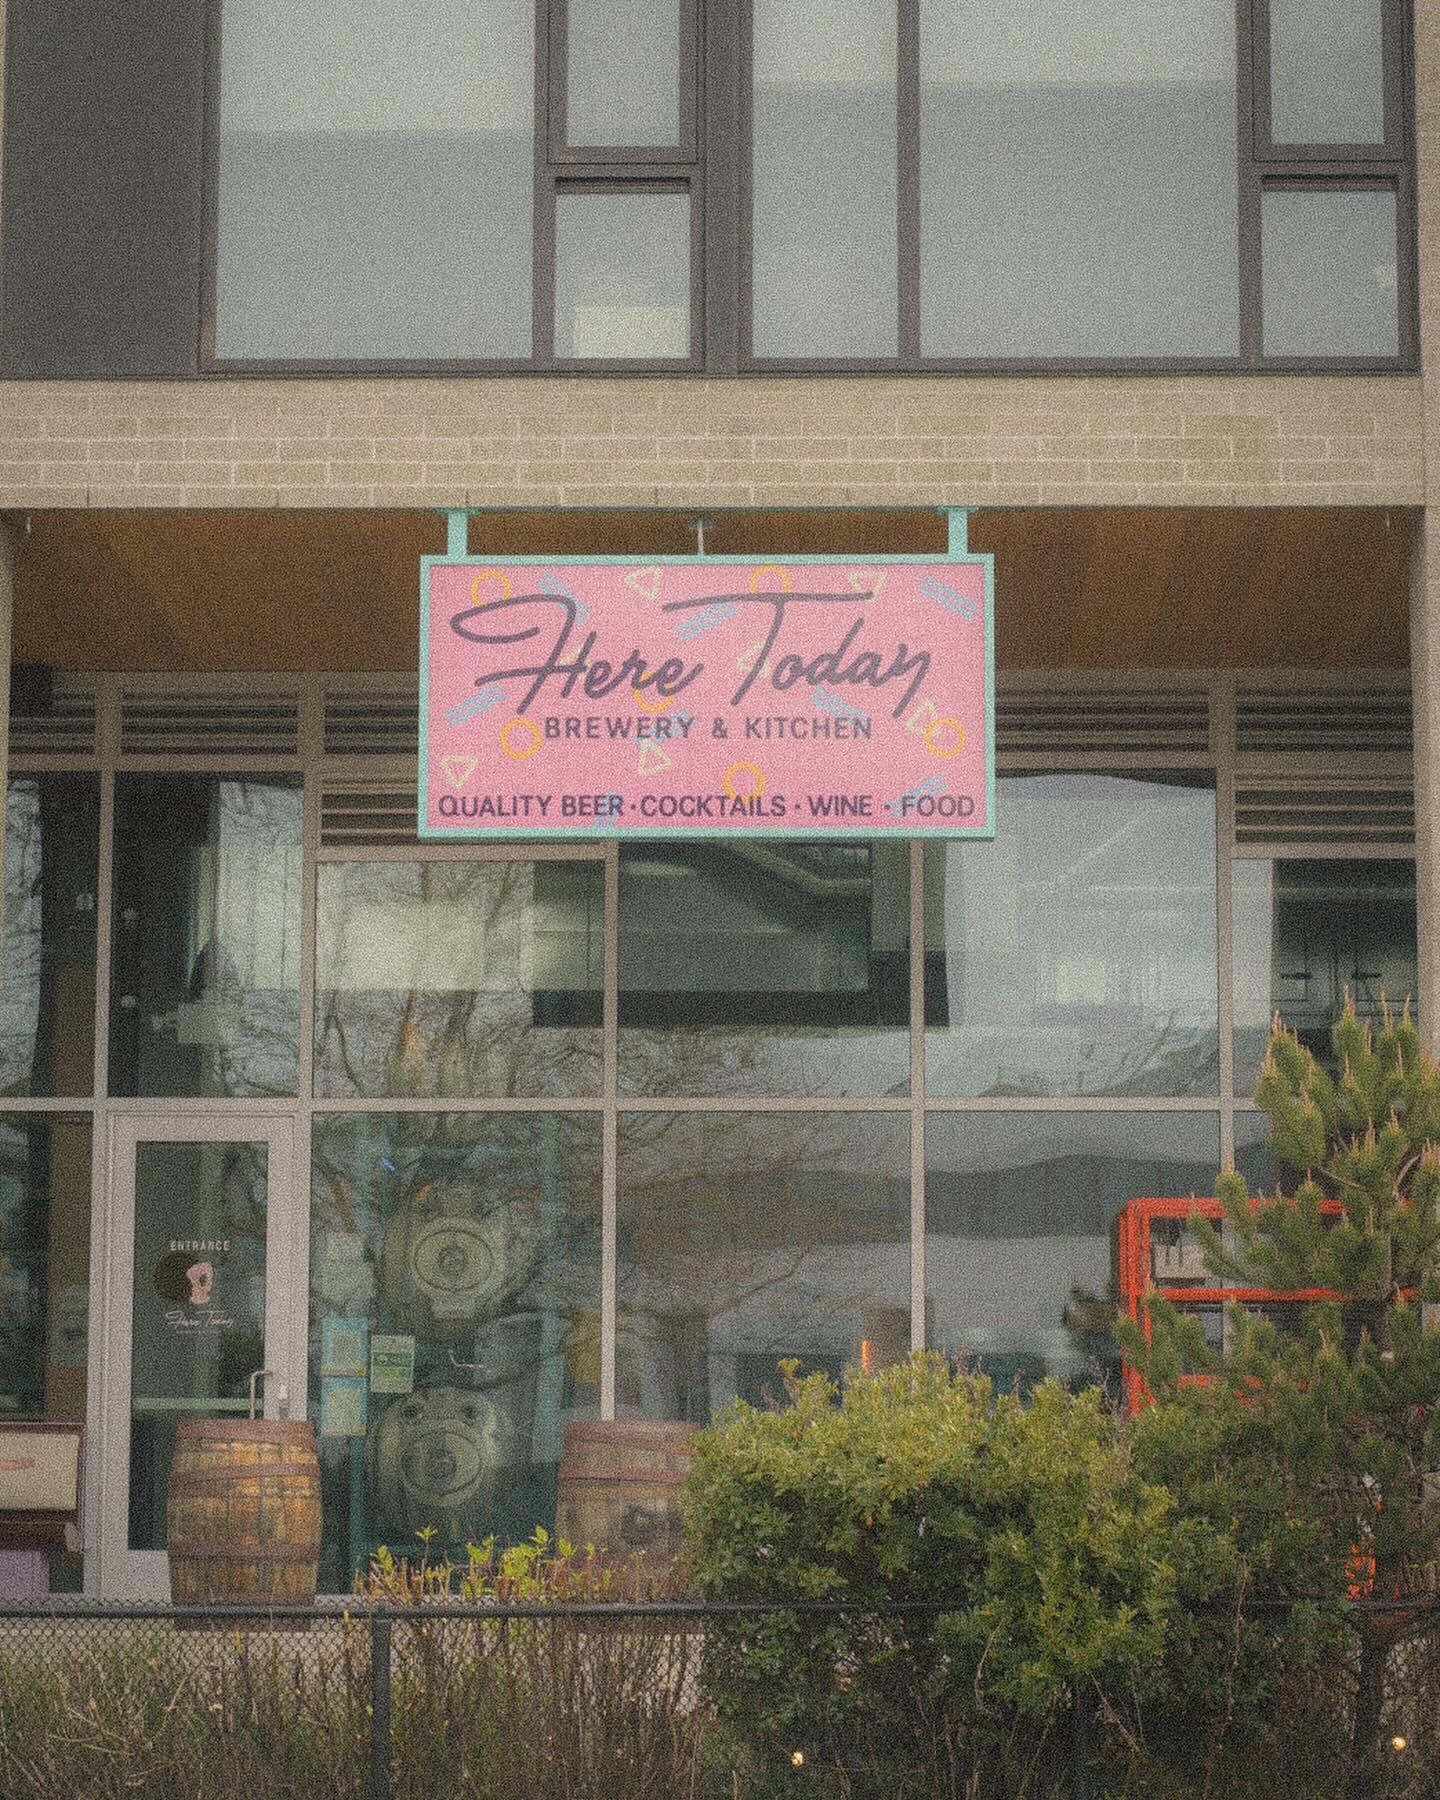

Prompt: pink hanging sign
xmin=419 ymin=557 xmax=993 ymax=838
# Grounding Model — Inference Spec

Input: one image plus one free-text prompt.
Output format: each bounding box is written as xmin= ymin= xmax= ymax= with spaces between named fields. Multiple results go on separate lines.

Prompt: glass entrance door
xmin=98 ymin=1115 xmax=300 ymax=1599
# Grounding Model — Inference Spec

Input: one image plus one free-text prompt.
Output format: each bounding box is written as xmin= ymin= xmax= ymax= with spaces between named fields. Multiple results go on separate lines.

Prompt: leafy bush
xmin=682 ymin=1355 xmax=1177 ymax=1796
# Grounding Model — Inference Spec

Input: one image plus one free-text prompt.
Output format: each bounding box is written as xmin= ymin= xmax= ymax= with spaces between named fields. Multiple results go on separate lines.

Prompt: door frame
xmin=96 ymin=1111 xmax=302 ymax=1600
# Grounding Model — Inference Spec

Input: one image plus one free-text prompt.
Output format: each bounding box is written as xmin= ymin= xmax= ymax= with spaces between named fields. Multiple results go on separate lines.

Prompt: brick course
xmin=0 ymin=374 xmax=1424 ymax=511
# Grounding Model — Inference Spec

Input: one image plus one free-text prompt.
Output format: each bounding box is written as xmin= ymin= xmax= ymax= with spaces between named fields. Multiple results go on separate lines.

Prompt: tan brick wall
xmin=0 ymin=372 xmax=1422 ymax=511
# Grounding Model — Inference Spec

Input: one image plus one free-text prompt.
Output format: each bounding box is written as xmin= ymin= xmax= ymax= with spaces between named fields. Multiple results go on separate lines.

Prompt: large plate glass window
xmin=1231 ymin=857 xmax=1417 ymax=1094
xmin=925 ymin=1111 xmax=1220 ymax=1395
xmin=618 ymin=842 xmax=910 ymax=1098
xmin=211 ymin=0 xmax=535 ymax=360
xmin=917 ymin=0 xmax=1239 ymax=359
xmin=314 ymin=859 xmax=603 ymax=1100
xmin=0 ymin=1113 xmax=91 ymax=1591
xmin=617 ymin=1112 xmax=910 ymax=1424
xmin=924 ymin=773 xmax=1219 ymax=1098
xmin=1 ymin=775 xmax=99 ymax=1097
xmin=109 ymin=776 xmax=303 ymax=1099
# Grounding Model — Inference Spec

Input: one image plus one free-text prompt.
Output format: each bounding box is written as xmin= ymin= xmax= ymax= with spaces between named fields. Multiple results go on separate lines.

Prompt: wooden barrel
xmin=555 ymin=1419 xmax=696 ymax=1561
xmin=167 ymin=1418 xmax=322 ymax=1619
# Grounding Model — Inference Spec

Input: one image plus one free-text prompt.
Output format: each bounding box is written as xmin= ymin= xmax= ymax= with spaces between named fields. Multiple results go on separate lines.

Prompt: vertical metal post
xmin=943 ymin=507 xmax=970 ymax=558
xmin=1069 ymin=1685 xmax=1090 ymax=1800
xmin=371 ymin=1614 xmax=392 ymax=1800
xmin=444 ymin=509 xmax=469 ymax=560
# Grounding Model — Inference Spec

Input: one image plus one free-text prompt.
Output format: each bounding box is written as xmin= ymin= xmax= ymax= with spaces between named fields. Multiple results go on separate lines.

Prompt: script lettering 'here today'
xmin=449 ymin=588 xmax=933 ymax=719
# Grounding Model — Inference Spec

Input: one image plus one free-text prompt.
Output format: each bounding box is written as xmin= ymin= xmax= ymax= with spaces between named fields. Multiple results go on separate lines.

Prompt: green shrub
xmin=682 ymin=1354 xmax=1178 ymax=1795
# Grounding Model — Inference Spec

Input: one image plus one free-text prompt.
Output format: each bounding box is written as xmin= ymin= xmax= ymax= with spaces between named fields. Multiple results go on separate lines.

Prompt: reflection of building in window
xmin=1231 ymin=859 xmax=1417 ymax=1091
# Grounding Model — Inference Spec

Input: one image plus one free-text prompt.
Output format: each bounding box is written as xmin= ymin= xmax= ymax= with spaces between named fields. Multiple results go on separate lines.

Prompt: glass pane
xmin=0 ymin=1115 xmax=92 ymax=1591
xmin=310 ymin=1113 xmax=601 ymax=1589
xmin=1 ymin=776 xmax=99 ymax=1096
xmin=214 ymin=0 xmax=534 ymax=358
xmin=925 ymin=1111 xmax=1220 ymax=1393
xmin=109 ymin=777 xmax=303 ymax=1098
xmin=1262 ymin=188 xmax=1399 ymax=358
xmin=618 ymin=843 xmax=909 ymax=1097
xmin=1233 ymin=1109 xmax=1276 ymax=1194
xmin=751 ymin=0 xmax=897 ymax=357
xmin=1270 ymin=0 xmax=1385 ymax=145
xmin=129 ymin=1140 xmax=269 ymax=1552
xmin=920 ymin=0 xmax=1239 ymax=356
xmin=1231 ymin=858 xmax=1417 ymax=1095
xmin=554 ymin=192 xmax=691 ymax=359
xmin=315 ymin=861 xmax=602 ymax=1100
xmin=617 ymin=1113 xmax=910 ymax=1424
xmin=925 ymin=773 xmax=1219 ymax=1098
xmin=566 ymin=0 xmax=681 ymax=147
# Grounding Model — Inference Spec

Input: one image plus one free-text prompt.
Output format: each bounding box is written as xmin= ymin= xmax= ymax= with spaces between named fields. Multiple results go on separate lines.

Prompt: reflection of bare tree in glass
xmin=616 ymin=1111 xmax=910 ymax=1421
xmin=315 ymin=862 xmax=602 ymax=1102
xmin=0 ymin=784 xmax=46 ymax=1093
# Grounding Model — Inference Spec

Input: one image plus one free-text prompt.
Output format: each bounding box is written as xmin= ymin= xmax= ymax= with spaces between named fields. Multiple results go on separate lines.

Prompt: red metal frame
xmin=1114 ymin=1196 xmax=1389 ymax=1415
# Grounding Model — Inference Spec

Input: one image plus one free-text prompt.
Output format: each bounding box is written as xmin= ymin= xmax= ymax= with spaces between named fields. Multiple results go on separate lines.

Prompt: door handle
xmin=247 ymin=1369 xmax=290 ymax=1421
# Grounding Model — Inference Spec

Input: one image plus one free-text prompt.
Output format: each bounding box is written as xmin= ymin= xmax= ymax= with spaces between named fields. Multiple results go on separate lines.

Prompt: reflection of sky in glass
xmin=926 ymin=774 xmax=1218 ymax=1098
xmin=315 ymin=860 xmax=602 ymax=1099
xmin=925 ymin=1111 xmax=1220 ymax=1388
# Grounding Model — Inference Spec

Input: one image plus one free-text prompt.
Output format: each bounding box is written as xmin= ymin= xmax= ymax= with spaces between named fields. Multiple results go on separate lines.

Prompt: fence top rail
xmin=0 ymin=1594 xmax=1436 ymax=1623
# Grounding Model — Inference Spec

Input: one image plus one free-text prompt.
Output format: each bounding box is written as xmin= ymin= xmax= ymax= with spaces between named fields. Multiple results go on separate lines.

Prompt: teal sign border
xmin=418 ymin=508 xmax=995 ymax=841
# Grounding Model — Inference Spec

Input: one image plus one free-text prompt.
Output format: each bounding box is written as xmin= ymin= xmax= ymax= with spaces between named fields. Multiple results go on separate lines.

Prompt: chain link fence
xmin=0 ymin=1597 xmax=1436 ymax=1798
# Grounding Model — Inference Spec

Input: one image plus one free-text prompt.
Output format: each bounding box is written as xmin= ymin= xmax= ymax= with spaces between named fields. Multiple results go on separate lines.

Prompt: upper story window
xmin=205 ymin=0 xmax=1414 ymax=374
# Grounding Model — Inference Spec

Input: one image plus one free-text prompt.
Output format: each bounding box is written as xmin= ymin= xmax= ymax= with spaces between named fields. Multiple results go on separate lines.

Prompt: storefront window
xmin=925 ymin=773 xmax=1219 ymax=1098
xmin=309 ymin=1113 xmax=601 ymax=1590
xmin=0 ymin=1115 xmax=91 ymax=1590
xmin=109 ymin=777 xmax=303 ymax=1098
xmin=1 ymin=775 xmax=99 ymax=1096
xmin=617 ymin=1112 xmax=910 ymax=1422
xmin=618 ymin=843 xmax=909 ymax=1097
xmin=316 ymin=860 xmax=602 ymax=1100
xmin=1231 ymin=858 xmax=1417 ymax=1095
xmin=925 ymin=1110 xmax=1220 ymax=1393
xmin=918 ymin=0 xmax=1239 ymax=358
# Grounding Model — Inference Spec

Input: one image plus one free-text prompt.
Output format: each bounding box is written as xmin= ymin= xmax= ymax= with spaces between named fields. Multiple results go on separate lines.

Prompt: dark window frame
xmin=197 ymin=0 xmax=1418 ymax=377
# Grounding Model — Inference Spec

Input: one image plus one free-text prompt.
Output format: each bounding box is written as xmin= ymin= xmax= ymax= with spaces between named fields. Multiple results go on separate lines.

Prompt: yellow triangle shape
xmin=638 ymin=742 xmax=673 ymax=777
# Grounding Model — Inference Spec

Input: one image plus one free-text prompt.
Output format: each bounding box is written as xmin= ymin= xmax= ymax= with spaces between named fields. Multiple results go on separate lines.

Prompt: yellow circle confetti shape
xmin=633 ymin=683 xmax=674 ymax=715
xmin=748 ymin=563 xmax=792 ymax=595
xmin=923 ymin=716 xmax=966 ymax=759
xmin=499 ymin=716 xmax=542 ymax=761
xmin=470 ymin=569 xmax=513 ymax=608
xmin=723 ymin=760 xmax=766 ymax=798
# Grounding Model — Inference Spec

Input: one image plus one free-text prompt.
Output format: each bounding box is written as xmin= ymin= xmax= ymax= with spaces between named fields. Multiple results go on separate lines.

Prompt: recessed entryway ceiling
xmin=8 ymin=505 xmax=1412 ymax=673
